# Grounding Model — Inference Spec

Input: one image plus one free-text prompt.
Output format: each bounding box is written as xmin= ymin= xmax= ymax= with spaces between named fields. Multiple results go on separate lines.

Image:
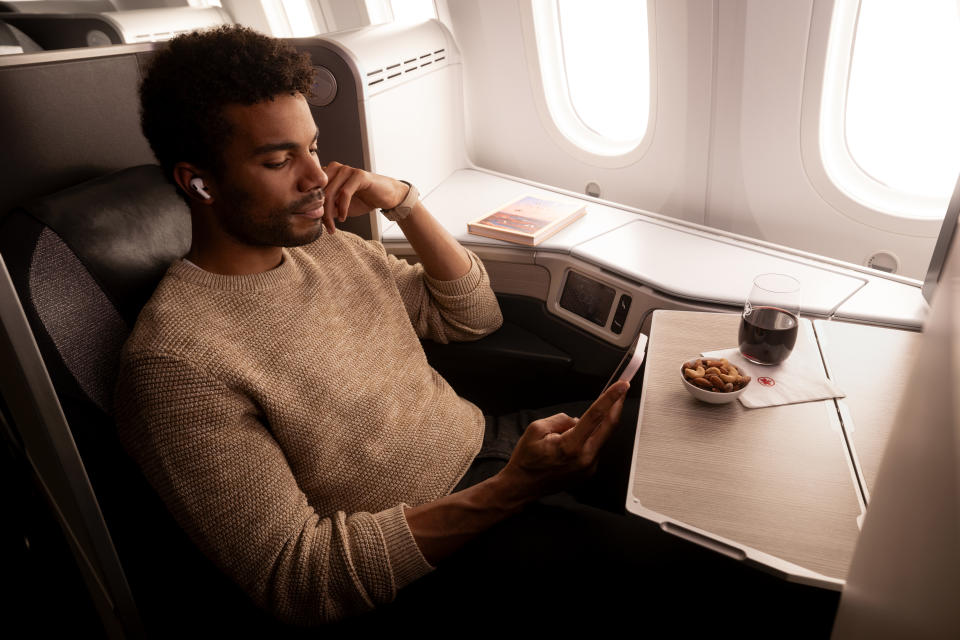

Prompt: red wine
xmin=738 ymin=306 xmax=798 ymax=365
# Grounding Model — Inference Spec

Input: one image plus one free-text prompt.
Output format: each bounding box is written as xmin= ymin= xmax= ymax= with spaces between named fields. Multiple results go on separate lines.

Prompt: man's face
xmin=212 ymin=93 xmax=328 ymax=247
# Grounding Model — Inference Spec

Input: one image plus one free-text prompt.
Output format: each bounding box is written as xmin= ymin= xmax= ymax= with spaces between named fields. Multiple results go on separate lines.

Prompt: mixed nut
xmin=682 ymin=358 xmax=751 ymax=393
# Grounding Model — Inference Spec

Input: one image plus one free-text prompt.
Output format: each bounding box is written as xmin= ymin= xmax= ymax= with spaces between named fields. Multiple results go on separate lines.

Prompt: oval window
xmin=822 ymin=0 xmax=960 ymax=220
xmin=530 ymin=0 xmax=653 ymax=162
xmin=556 ymin=0 xmax=650 ymax=144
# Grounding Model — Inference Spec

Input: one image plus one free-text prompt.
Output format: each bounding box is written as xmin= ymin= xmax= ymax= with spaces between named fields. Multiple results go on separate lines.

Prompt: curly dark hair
xmin=140 ymin=25 xmax=315 ymax=188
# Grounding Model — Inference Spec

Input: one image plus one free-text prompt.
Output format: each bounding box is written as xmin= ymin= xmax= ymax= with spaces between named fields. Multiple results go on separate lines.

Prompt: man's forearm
xmin=403 ymin=473 xmax=528 ymax=566
xmin=395 ymin=201 xmax=472 ymax=281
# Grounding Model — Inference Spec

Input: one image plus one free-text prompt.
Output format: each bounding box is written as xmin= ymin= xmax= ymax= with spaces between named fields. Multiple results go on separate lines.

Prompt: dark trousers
xmin=343 ymin=399 xmax=841 ymax=636
xmin=454 ymin=397 xmax=639 ymax=512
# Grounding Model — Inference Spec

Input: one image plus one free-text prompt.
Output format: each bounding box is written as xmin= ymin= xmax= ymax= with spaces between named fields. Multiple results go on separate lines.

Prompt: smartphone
xmin=602 ymin=331 xmax=648 ymax=393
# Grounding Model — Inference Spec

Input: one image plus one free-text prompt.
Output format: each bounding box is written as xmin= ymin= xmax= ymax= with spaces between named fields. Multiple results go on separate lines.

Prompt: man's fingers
xmin=337 ymin=170 xmax=368 ymax=221
xmin=533 ymin=413 xmax=578 ymax=435
xmin=581 ymin=392 xmax=627 ymax=459
xmin=321 ymin=165 xmax=374 ymax=222
xmin=320 ymin=167 xmax=346 ymax=232
xmin=564 ymin=381 xmax=629 ymax=447
xmin=321 ymin=162 xmax=346 ymax=199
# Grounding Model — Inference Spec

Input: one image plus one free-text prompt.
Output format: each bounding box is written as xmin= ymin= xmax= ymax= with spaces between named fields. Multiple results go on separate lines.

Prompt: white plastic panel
xmin=832 ymin=276 xmax=927 ymax=329
xmin=364 ymin=64 xmax=466 ymax=197
xmin=572 ymin=219 xmax=865 ymax=315
xmin=384 ymin=168 xmax=925 ymax=327
xmin=326 ymin=20 xmax=458 ymax=99
xmin=381 ymin=169 xmax=637 ymax=250
xmin=709 ymin=0 xmax=938 ymax=279
xmin=102 ymin=7 xmax=231 ymax=43
xmin=323 ymin=20 xmax=465 ymax=220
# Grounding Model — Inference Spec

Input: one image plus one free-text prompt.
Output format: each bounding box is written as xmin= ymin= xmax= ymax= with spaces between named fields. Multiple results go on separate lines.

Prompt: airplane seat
xmin=0 ymin=11 xmax=123 ymax=50
xmin=0 ymin=6 xmax=232 ymax=51
xmin=0 ymin=1 xmax=119 ymax=13
xmin=0 ymin=165 xmax=303 ymax=636
xmin=0 ymin=20 xmax=40 ymax=53
xmin=0 ymin=19 xmax=17 ymax=46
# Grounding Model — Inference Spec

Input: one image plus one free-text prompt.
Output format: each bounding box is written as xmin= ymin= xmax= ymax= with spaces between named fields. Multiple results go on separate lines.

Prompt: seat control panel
xmin=611 ymin=294 xmax=632 ymax=334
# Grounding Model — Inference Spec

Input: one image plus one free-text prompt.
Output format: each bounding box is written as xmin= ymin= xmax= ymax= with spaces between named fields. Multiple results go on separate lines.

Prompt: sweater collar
xmin=167 ymin=249 xmax=298 ymax=291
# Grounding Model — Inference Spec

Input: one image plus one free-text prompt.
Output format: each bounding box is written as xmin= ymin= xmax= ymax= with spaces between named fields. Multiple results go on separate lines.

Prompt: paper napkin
xmin=701 ymin=321 xmax=844 ymax=408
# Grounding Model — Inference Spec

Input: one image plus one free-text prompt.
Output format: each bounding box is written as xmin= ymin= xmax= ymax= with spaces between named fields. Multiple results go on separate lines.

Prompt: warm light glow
xmin=261 ymin=0 xmax=292 ymax=37
xmin=281 ymin=0 xmax=319 ymax=37
xmin=556 ymin=0 xmax=649 ymax=143
xmin=391 ymin=0 xmax=437 ymax=24
xmin=845 ymin=0 xmax=960 ymax=201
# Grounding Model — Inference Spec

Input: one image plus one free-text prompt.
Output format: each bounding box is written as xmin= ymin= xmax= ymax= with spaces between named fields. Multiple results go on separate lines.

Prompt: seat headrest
xmin=14 ymin=164 xmax=191 ymax=325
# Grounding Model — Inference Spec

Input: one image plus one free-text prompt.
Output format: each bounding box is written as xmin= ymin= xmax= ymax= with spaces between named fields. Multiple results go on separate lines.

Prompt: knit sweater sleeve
xmin=342 ymin=235 xmax=502 ymax=343
xmin=115 ymin=353 xmax=433 ymax=625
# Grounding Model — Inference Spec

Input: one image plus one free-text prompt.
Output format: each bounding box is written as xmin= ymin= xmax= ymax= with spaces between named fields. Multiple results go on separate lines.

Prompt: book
xmin=467 ymin=195 xmax=587 ymax=246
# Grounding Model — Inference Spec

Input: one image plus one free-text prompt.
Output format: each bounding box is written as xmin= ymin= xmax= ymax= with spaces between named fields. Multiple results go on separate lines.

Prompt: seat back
xmin=0 ymin=165 xmax=285 ymax=637
xmin=0 ymin=12 xmax=124 ymax=49
xmin=0 ymin=1 xmax=118 ymax=13
xmin=0 ymin=36 xmax=372 ymax=635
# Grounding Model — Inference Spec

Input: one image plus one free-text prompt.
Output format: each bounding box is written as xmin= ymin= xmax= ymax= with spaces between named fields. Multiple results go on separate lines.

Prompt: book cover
xmin=467 ymin=195 xmax=587 ymax=246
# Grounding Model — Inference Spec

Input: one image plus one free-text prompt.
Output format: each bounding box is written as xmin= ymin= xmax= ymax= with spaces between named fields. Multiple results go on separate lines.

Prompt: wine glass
xmin=738 ymin=274 xmax=801 ymax=365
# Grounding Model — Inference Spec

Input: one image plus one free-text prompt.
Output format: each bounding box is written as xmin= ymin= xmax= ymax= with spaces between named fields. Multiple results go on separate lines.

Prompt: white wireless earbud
xmin=189 ymin=177 xmax=212 ymax=200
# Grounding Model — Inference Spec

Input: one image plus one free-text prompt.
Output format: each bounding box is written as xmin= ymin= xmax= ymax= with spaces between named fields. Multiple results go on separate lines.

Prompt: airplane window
xmin=847 ymin=0 xmax=960 ymax=204
xmin=391 ymin=0 xmax=437 ymax=24
xmin=556 ymin=0 xmax=649 ymax=143
xmin=822 ymin=0 xmax=960 ymax=220
xmin=529 ymin=0 xmax=652 ymax=160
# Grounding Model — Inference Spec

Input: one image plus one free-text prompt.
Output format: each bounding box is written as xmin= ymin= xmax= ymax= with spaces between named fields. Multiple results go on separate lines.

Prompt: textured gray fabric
xmin=29 ymin=228 xmax=128 ymax=413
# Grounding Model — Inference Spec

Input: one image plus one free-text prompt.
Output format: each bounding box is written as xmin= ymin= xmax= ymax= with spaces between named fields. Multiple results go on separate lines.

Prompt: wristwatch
xmin=380 ymin=181 xmax=419 ymax=222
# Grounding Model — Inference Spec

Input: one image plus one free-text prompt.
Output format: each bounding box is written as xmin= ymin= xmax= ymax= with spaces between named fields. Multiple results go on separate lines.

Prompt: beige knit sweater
xmin=114 ymin=230 xmax=503 ymax=625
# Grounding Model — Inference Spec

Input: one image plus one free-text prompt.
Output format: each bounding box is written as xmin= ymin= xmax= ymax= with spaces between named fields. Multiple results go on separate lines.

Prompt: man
xmin=117 ymin=25 xmax=631 ymax=627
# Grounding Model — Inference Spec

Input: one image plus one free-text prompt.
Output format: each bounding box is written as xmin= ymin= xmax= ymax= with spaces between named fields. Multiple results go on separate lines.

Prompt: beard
xmin=216 ymin=186 xmax=326 ymax=248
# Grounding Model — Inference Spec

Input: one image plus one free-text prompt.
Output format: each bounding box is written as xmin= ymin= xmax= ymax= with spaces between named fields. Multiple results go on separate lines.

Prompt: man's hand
xmin=320 ymin=161 xmax=472 ymax=281
xmin=403 ymin=381 xmax=630 ymax=565
xmin=494 ymin=380 xmax=630 ymax=508
xmin=321 ymin=162 xmax=406 ymax=234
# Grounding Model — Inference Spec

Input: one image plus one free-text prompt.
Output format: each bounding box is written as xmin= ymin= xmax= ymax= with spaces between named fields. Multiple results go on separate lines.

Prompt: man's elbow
xmin=483 ymin=303 xmax=504 ymax=337
xmin=463 ymin=294 xmax=504 ymax=341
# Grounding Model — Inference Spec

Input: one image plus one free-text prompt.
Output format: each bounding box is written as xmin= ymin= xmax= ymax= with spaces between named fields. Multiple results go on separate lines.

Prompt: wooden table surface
xmin=627 ymin=311 xmax=863 ymax=586
xmin=814 ymin=320 xmax=922 ymax=502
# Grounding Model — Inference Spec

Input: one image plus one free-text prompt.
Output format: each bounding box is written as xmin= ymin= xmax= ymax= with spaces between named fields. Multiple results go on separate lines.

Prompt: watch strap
xmin=380 ymin=181 xmax=419 ymax=222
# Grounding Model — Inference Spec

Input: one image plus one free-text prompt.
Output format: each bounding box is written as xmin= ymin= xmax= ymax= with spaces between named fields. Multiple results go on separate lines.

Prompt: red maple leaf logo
xmin=758 ymin=376 xmax=776 ymax=387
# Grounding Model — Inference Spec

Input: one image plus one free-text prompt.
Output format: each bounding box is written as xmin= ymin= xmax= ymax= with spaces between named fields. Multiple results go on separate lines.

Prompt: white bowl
xmin=679 ymin=357 xmax=751 ymax=404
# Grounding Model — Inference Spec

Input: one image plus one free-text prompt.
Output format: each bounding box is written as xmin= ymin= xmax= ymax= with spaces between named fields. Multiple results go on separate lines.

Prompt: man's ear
xmin=173 ymin=162 xmax=214 ymax=204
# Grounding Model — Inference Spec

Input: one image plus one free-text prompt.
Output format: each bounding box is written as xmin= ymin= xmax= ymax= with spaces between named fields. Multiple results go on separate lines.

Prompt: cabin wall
xmin=831 ymin=219 xmax=960 ymax=638
xmin=0 ymin=0 xmax=942 ymax=278
xmin=705 ymin=0 xmax=936 ymax=282
xmin=445 ymin=0 xmax=713 ymax=227
xmin=440 ymin=0 xmax=939 ymax=280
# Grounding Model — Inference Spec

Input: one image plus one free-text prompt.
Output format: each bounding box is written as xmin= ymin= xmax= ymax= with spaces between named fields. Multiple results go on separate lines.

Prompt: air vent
xmin=366 ymin=48 xmax=447 ymax=88
xmin=866 ymin=250 xmax=900 ymax=274
xmin=132 ymin=28 xmax=192 ymax=43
